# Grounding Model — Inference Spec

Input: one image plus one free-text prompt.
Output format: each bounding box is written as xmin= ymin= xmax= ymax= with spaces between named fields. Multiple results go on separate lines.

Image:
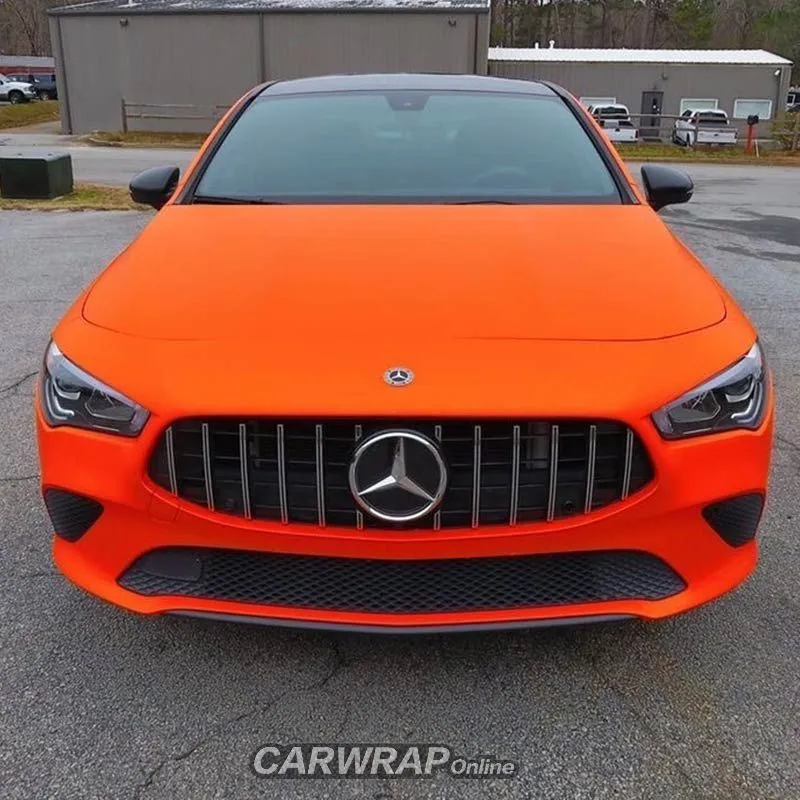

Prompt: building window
xmin=579 ymin=96 xmax=616 ymax=108
xmin=733 ymin=99 xmax=773 ymax=120
xmin=679 ymin=98 xmax=719 ymax=114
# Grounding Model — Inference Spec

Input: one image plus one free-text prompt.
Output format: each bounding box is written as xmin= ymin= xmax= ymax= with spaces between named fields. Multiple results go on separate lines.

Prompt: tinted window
xmin=194 ymin=90 xmax=621 ymax=204
xmin=697 ymin=111 xmax=728 ymax=125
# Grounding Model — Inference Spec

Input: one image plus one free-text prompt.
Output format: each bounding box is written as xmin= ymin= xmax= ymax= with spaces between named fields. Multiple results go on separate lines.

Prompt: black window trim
xmin=179 ymin=81 xmax=639 ymax=207
xmin=540 ymin=81 xmax=637 ymax=205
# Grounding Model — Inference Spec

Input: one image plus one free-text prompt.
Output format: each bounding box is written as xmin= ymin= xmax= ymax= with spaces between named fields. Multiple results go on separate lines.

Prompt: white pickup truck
xmin=588 ymin=104 xmax=638 ymax=143
xmin=673 ymin=109 xmax=738 ymax=146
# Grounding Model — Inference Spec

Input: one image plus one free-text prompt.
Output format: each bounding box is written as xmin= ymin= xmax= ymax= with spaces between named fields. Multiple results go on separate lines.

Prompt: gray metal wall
xmin=489 ymin=59 xmax=792 ymax=135
xmin=51 ymin=11 xmax=489 ymax=134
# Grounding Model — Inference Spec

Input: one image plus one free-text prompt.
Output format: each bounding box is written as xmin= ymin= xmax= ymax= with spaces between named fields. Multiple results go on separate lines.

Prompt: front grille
xmin=148 ymin=419 xmax=653 ymax=530
xmin=120 ymin=548 xmax=684 ymax=613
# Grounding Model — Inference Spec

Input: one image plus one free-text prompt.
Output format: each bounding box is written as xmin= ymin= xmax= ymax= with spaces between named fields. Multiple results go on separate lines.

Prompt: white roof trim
xmin=488 ymin=48 xmax=792 ymax=66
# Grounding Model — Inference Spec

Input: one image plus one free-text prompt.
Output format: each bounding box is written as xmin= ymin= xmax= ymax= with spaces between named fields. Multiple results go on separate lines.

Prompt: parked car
xmin=0 ymin=73 xmax=38 ymax=104
xmin=36 ymin=74 xmax=772 ymax=633
xmin=673 ymin=109 xmax=738 ymax=146
xmin=588 ymin=103 xmax=638 ymax=143
xmin=6 ymin=72 xmax=57 ymax=100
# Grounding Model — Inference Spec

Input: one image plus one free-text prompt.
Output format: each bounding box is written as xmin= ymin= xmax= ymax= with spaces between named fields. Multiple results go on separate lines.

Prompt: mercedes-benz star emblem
xmin=349 ymin=431 xmax=447 ymax=523
xmin=384 ymin=367 xmax=414 ymax=387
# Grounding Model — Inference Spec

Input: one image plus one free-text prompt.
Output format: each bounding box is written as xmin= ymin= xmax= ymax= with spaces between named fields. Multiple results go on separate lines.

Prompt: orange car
xmin=36 ymin=75 xmax=773 ymax=633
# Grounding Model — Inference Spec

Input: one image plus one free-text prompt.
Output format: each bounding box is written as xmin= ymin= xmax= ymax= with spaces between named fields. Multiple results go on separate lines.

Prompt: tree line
xmin=491 ymin=0 xmax=798 ymax=79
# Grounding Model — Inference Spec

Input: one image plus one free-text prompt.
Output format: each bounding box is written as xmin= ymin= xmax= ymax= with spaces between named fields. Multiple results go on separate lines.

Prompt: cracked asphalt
xmin=1 ymin=163 xmax=799 ymax=800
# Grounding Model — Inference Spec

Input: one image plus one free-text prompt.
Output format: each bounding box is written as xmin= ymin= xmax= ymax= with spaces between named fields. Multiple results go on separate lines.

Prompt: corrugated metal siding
xmin=57 ymin=11 xmax=484 ymax=133
xmin=262 ymin=12 xmax=475 ymax=79
xmin=120 ymin=14 xmax=262 ymax=132
xmin=490 ymin=60 xmax=788 ymax=134
xmin=58 ymin=16 xmax=125 ymax=133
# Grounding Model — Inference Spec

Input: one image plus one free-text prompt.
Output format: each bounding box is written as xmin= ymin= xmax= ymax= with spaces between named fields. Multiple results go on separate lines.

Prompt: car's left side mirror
xmin=130 ymin=165 xmax=180 ymax=210
xmin=640 ymin=164 xmax=693 ymax=212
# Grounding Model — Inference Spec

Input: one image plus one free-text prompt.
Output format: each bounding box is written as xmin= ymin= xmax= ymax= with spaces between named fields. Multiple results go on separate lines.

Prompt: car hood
xmin=83 ymin=205 xmax=726 ymax=343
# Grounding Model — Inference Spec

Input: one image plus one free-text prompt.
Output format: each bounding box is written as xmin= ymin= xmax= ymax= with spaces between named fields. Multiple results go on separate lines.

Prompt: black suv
xmin=7 ymin=72 xmax=57 ymax=100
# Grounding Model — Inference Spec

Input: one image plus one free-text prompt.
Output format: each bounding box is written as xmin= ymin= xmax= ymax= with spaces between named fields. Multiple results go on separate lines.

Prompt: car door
xmin=0 ymin=78 xmax=8 ymax=101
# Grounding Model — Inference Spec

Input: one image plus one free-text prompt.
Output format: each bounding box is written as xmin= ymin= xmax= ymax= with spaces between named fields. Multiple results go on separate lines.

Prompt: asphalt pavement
xmin=0 ymin=162 xmax=799 ymax=799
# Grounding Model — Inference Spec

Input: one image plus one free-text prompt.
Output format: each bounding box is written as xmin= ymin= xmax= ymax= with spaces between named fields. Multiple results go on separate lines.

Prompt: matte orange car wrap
xmin=36 ymin=75 xmax=774 ymax=632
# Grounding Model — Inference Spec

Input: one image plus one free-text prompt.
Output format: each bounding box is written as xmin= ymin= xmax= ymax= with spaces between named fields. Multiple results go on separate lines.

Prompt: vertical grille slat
xmin=433 ymin=425 xmax=443 ymax=531
xmin=546 ymin=425 xmax=559 ymax=522
xmin=471 ymin=425 xmax=482 ymax=528
xmin=150 ymin=418 xmax=653 ymax=531
xmin=165 ymin=426 xmax=178 ymax=495
xmin=315 ymin=424 xmax=326 ymax=527
xmin=584 ymin=424 xmax=597 ymax=514
xmin=276 ymin=423 xmax=288 ymax=524
xmin=510 ymin=424 xmax=521 ymax=526
xmin=621 ymin=428 xmax=634 ymax=500
xmin=201 ymin=422 xmax=215 ymax=511
xmin=354 ymin=424 xmax=364 ymax=531
xmin=239 ymin=423 xmax=252 ymax=520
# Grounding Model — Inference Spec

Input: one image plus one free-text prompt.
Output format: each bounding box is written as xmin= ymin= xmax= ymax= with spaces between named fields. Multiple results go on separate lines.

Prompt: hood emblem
xmin=384 ymin=367 xmax=414 ymax=387
xmin=349 ymin=431 xmax=447 ymax=522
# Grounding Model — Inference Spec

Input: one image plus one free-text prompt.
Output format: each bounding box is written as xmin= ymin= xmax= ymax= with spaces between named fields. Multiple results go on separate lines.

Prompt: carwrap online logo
xmin=252 ymin=744 xmax=518 ymax=779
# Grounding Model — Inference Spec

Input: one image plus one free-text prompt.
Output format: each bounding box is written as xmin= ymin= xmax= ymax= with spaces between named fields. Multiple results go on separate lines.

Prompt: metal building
xmin=489 ymin=48 xmax=793 ymax=137
xmin=0 ymin=55 xmax=56 ymax=75
xmin=49 ymin=0 xmax=490 ymax=134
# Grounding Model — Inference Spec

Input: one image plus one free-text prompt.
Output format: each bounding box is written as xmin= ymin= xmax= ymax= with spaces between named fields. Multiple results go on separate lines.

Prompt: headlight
xmin=40 ymin=341 xmax=149 ymax=436
xmin=652 ymin=342 xmax=767 ymax=439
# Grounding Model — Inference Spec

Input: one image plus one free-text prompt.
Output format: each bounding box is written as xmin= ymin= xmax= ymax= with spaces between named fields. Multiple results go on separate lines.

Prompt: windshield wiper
xmin=192 ymin=195 xmax=286 ymax=205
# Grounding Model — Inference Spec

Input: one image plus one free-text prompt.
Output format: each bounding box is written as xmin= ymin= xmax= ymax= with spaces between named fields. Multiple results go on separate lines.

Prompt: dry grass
xmin=616 ymin=142 xmax=800 ymax=165
xmin=0 ymin=100 xmax=61 ymax=131
xmin=84 ymin=130 xmax=207 ymax=148
xmin=0 ymin=183 xmax=145 ymax=211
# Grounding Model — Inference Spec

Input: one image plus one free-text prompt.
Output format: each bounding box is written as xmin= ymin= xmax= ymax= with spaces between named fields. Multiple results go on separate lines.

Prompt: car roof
xmin=261 ymin=73 xmax=557 ymax=97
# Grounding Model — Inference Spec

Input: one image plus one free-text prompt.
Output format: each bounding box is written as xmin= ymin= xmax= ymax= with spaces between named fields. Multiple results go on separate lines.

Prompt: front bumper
xmin=37 ymin=401 xmax=773 ymax=632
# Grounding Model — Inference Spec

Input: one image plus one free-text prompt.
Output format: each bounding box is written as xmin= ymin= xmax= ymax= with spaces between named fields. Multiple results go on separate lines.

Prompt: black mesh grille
xmin=42 ymin=488 xmax=103 ymax=542
xmin=148 ymin=418 xmax=653 ymax=530
xmin=703 ymin=493 xmax=764 ymax=547
xmin=119 ymin=548 xmax=684 ymax=613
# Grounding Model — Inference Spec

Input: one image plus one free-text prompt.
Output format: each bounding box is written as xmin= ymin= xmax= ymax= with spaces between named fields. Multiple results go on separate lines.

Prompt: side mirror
xmin=640 ymin=164 xmax=693 ymax=212
xmin=129 ymin=165 xmax=180 ymax=210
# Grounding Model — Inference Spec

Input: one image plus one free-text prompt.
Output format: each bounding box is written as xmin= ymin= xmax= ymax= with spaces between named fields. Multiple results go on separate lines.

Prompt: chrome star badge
xmin=384 ymin=367 xmax=414 ymax=387
xmin=348 ymin=431 xmax=447 ymax=522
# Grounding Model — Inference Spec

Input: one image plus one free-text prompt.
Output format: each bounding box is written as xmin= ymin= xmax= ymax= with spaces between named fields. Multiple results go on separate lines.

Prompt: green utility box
xmin=0 ymin=151 xmax=74 ymax=199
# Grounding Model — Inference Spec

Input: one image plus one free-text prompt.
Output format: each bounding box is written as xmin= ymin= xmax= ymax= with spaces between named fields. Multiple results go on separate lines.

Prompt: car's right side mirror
xmin=640 ymin=164 xmax=694 ymax=212
xmin=130 ymin=165 xmax=180 ymax=210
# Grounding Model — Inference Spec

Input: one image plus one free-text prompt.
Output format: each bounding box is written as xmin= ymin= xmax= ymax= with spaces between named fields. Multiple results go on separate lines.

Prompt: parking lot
xmin=1 ymin=162 xmax=799 ymax=799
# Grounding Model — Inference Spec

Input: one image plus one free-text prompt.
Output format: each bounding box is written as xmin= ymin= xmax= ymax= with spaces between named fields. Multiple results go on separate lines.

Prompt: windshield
xmin=193 ymin=90 xmax=621 ymax=204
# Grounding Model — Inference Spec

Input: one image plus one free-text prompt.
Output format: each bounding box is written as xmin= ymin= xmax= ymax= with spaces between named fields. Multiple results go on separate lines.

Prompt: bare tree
xmin=0 ymin=0 xmax=58 ymax=55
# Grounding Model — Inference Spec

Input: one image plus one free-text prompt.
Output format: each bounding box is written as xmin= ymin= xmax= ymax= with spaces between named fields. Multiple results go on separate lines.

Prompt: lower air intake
xmin=119 ymin=547 xmax=685 ymax=614
xmin=43 ymin=488 xmax=103 ymax=542
xmin=702 ymin=493 xmax=764 ymax=547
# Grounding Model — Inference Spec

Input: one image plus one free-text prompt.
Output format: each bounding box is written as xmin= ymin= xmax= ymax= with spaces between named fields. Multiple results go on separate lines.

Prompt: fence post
xmin=792 ymin=114 xmax=800 ymax=153
xmin=120 ymin=98 xmax=128 ymax=134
